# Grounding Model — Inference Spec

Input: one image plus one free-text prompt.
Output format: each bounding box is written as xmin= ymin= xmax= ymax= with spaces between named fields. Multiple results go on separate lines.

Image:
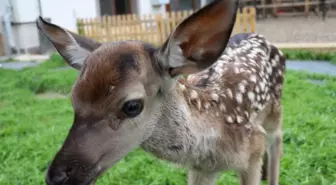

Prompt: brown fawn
xmin=37 ymin=0 xmax=285 ymax=185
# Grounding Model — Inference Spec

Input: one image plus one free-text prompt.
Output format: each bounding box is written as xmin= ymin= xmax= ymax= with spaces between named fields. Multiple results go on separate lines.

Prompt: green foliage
xmin=76 ymin=21 xmax=85 ymax=35
xmin=281 ymin=49 xmax=336 ymax=64
xmin=0 ymin=57 xmax=16 ymax=63
xmin=0 ymin=55 xmax=335 ymax=185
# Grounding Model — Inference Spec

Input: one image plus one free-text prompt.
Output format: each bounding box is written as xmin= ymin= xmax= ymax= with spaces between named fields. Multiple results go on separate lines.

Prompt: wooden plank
xmin=156 ymin=14 xmax=164 ymax=44
xmin=107 ymin=16 xmax=112 ymax=41
xmin=116 ymin=15 xmax=121 ymax=41
xmin=243 ymin=8 xmax=248 ymax=32
xmin=250 ymin=7 xmax=256 ymax=32
xmin=166 ymin=12 xmax=172 ymax=37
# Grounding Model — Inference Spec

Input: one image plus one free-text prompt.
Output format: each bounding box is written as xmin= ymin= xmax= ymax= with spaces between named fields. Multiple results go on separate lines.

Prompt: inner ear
xmin=159 ymin=0 xmax=239 ymax=77
xmin=36 ymin=16 xmax=101 ymax=70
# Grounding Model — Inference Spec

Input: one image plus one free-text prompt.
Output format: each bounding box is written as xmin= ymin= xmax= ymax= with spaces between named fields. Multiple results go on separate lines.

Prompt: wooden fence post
xmin=76 ymin=19 xmax=84 ymax=35
xmin=250 ymin=7 xmax=256 ymax=32
xmin=155 ymin=14 xmax=164 ymax=45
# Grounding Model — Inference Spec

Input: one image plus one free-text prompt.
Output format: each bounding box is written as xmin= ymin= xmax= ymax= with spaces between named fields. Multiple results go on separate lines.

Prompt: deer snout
xmin=45 ymin=166 xmax=69 ymax=185
xmin=45 ymin=152 xmax=100 ymax=185
xmin=45 ymin=162 xmax=97 ymax=185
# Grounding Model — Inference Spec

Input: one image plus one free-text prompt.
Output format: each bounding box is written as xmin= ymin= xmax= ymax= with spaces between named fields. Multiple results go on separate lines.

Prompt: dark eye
xmin=122 ymin=99 xmax=144 ymax=118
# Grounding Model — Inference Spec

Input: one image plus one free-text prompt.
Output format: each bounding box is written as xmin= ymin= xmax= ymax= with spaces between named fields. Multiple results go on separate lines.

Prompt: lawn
xmin=0 ymin=54 xmax=335 ymax=185
xmin=282 ymin=49 xmax=336 ymax=64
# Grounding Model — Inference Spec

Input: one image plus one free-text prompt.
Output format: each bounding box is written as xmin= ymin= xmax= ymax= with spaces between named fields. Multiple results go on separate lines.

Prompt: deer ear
xmin=36 ymin=16 xmax=101 ymax=70
xmin=158 ymin=0 xmax=238 ymax=77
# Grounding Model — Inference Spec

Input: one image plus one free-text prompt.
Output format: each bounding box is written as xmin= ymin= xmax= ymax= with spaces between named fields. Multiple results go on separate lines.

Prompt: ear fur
xmin=158 ymin=0 xmax=239 ymax=77
xmin=36 ymin=16 xmax=102 ymax=70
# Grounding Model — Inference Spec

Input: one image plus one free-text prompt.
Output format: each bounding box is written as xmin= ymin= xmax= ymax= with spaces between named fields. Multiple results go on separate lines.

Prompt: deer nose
xmin=45 ymin=169 xmax=68 ymax=185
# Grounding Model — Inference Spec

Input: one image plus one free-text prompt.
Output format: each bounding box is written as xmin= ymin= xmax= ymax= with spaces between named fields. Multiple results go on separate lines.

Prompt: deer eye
xmin=122 ymin=99 xmax=144 ymax=118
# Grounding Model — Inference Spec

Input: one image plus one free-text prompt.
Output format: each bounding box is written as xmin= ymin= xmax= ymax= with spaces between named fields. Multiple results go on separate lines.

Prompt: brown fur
xmin=36 ymin=1 xmax=284 ymax=185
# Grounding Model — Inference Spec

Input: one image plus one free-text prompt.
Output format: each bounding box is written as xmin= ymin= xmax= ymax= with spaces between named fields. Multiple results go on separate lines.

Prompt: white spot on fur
xmin=244 ymin=111 xmax=249 ymax=118
xmin=236 ymin=107 xmax=241 ymax=113
xmin=250 ymin=75 xmax=257 ymax=83
xmin=259 ymin=82 xmax=266 ymax=91
xmin=271 ymin=59 xmax=277 ymax=67
xmin=238 ymin=83 xmax=245 ymax=93
xmin=266 ymin=94 xmax=270 ymax=101
xmin=255 ymin=86 xmax=260 ymax=93
xmin=226 ymin=116 xmax=233 ymax=123
xmin=190 ymin=90 xmax=198 ymax=99
xmin=278 ymin=50 xmax=283 ymax=56
xmin=274 ymin=54 xmax=280 ymax=62
xmin=248 ymin=91 xmax=255 ymax=102
xmin=257 ymin=125 xmax=267 ymax=135
xmin=247 ymin=53 xmax=256 ymax=59
xmin=179 ymin=83 xmax=186 ymax=90
xmin=236 ymin=93 xmax=243 ymax=104
xmin=227 ymin=89 xmax=233 ymax=99
xmin=234 ymin=67 xmax=239 ymax=74
xmin=278 ymin=70 xmax=283 ymax=76
xmin=236 ymin=116 xmax=243 ymax=124
xmin=196 ymin=100 xmax=202 ymax=110
xmin=257 ymin=103 xmax=264 ymax=110
xmin=211 ymin=93 xmax=219 ymax=102
xmin=220 ymin=104 xmax=226 ymax=112
xmin=266 ymin=65 xmax=272 ymax=74
xmin=204 ymin=102 xmax=210 ymax=110
xmin=109 ymin=86 xmax=115 ymax=92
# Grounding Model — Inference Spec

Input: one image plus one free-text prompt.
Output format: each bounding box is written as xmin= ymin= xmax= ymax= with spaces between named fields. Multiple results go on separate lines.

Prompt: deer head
xmin=37 ymin=0 xmax=238 ymax=184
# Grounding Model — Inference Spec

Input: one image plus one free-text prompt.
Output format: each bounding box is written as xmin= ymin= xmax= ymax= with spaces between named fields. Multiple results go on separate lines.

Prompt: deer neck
xmin=141 ymin=77 xmax=221 ymax=169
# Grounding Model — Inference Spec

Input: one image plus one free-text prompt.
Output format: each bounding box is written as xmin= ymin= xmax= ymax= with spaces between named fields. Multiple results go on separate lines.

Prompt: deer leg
xmin=264 ymin=108 xmax=283 ymax=185
xmin=239 ymin=153 xmax=263 ymax=185
xmin=187 ymin=169 xmax=218 ymax=185
xmin=239 ymin=131 xmax=266 ymax=185
xmin=267 ymin=130 xmax=282 ymax=185
xmin=261 ymin=151 xmax=268 ymax=181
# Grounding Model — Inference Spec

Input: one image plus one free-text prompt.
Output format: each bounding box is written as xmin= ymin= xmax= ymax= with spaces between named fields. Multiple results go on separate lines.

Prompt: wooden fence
xmin=77 ymin=7 xmax=256 ymax=45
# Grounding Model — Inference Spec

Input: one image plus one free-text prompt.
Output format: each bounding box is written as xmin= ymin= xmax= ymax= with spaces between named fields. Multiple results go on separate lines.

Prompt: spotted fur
xmin=179 ymin=33 xmax=286 ymax=127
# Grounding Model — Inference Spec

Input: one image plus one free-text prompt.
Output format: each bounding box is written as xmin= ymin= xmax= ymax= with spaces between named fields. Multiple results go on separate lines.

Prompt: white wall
xmin=136 ymin=0 xmax=152 ymax=15
xmin=136 ymin=0 xmax=166 ymax=15
xmin=0 ymin=0 xmax=10 ymax=17
xmin=40 ymin=0 xmax=99 ymax=32
xmin=0 ymin=0 xmax=99 ymax=54
xmin=0 ymin=0 xmax=11 ymax=55
xmin=12 ymin=23 xmax=40 ymax=51
xmin=11 ymin=0 xmax=39 ymax=22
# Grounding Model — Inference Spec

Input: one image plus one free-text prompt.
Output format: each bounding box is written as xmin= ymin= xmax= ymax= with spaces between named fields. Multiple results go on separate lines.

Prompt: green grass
xmin=0 ymin=57 xmax=16 ymax=63
xmin=0 ymin=54 xmax=336 ymax=185
xmin=281 ymin=49 xmax=336 ymax=64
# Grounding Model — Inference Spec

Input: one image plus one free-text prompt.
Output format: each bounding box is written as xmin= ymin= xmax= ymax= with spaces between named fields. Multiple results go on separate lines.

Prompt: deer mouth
xmin=82 ymin=166 xmax=106 ymax=185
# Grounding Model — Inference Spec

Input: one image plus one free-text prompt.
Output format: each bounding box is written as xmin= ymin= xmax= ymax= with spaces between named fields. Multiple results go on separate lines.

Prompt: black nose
xmin=46 ymin=169 xmax=68 ymax=185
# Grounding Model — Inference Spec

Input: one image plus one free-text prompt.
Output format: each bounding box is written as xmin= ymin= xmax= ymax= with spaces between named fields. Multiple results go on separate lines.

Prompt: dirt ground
xmin=255 ymin=14 xmax=336 ymax=43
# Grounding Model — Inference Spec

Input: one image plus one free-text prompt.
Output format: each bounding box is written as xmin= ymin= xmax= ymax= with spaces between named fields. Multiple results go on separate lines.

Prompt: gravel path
xmin=256 ymin=16 xmax=336 ymax=43
xmin=286 ymin=60 xmax=336 ymax=76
